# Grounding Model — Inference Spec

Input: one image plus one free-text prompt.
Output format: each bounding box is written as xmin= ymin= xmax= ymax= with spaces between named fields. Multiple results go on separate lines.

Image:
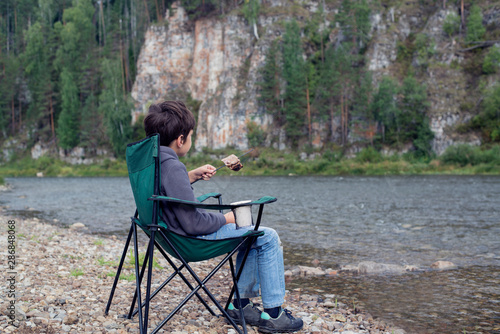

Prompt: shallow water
xmin=2 ymin=175 xmax=499 ymax=333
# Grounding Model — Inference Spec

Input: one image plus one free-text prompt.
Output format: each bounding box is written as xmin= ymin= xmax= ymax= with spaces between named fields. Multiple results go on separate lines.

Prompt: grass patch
xmin=106 ymin=272 xmax=135 ymax=281
xmin=128 ymin=251 xmax=163 ymax=270
xmin=0 ymin=155 xmax=128 ymax=177
xmin=97 ymin=257 xmax=119 ymax=267
xmin=188 ymin=146 xmax=500 ymax=176
xmin=70 ymin=269 xmax=84 ymax=277
xmin=1 ymin=145 xmax=499 ymax=178
xmin=93 ymin=239 xmax=104 ymax=246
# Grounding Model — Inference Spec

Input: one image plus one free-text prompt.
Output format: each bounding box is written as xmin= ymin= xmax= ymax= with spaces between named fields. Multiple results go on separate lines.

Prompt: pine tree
xmin=398 ymin=76 xmax=433 ymax=156
xmin=335 ymin=0 xmax=371 ymax=52
xmin=315 ymin=46 xmax=341 ymax=142
xmin=483 ymin=45 xmax=500 ymax=74
xmin=466 ymin=5 xmax=485 ymax=43
xmin=242 ymin=0 xmax=260 ymax=40
xmin=55 ymin=0 xmax=95 ymax=94
xmin=0 ymin=56 xmax=21 ymax=137
xmin=351 ymin=71 xmax=374 ymax=145
xmin=23 ymin=21 xmax=56 ymax=139
xmin=57 ymin=69 xmax=80 ymax=149
xmin=443 ymin=12 xmax=460 ymax=37
xmin=258 ymin=40 xmax=282 ymax=124
xmin=98 ymin=58 xmax=133 ymax=156
xmin=282 ymin=20 xmax=307 ymax=147
xmin=370 ymin=76 xmax=400 ymax=143
xmin=53 ymin=0 xmax=96 ymax=149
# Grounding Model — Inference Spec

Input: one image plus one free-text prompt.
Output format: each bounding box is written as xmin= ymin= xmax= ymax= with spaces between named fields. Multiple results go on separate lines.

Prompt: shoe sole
xmin=258 ymin=325 xmax=304 ymax=333
xmin=225 ymin=316 xmax=260 ymax=327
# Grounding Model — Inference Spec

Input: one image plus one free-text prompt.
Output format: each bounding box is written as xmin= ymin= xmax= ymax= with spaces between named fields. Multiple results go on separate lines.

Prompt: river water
xmin=2 ymin=175 xmax=499 ymax=333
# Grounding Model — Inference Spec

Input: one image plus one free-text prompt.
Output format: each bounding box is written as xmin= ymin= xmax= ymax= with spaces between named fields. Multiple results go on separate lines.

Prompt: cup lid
xmin=230 ymin=200 xmax=252 ymax=205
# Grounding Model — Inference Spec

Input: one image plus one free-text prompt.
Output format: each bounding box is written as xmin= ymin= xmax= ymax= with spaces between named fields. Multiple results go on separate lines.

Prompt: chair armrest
xmin=149 ymin=195 xmax=276 ymax=210
xmin=196 ymin=192 xmax=222 ymax=203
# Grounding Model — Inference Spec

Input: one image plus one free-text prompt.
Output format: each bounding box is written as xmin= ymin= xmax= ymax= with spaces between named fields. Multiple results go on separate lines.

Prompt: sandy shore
xmin=0 ymin=213 xmax=405 ymax=334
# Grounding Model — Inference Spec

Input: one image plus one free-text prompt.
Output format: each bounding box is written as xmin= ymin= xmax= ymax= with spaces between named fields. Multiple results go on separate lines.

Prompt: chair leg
xmin=143 ymin=229 xmax=156 ymax=333
xmin=132 ymin=223 xmax=145 ymax=333
xmin=128 ymin=239 xmax=153 ymax=319
xmin=229 ymin=257 xmax=248 ymax=334
xmin=150 ymin=233 xmax=250 ymax=334
xmin=154 ymin=242 xmax=217 ymax=316
xmin=131 ymin=244 xmax=216 ymax=318
xmin=225 ymin=235 xmax=259 ymax=309
xmin=152 ymin=258 xmax=244 ymax=334
xmin=105 ymin=222 xmax=134 ymax=315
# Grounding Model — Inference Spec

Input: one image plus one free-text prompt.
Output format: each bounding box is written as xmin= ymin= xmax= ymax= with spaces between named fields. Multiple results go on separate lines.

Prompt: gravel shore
xmin=0 ymin=214 xmax=406 ymax=334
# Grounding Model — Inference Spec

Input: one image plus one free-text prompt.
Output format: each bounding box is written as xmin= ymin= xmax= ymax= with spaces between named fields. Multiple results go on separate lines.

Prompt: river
xmin=2 ymin=175 xmax=499 ymax=333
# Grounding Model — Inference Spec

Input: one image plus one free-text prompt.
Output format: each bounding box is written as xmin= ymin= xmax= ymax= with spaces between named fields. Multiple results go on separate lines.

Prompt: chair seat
xmin=135 ymin=218 xmax=264 ymax=262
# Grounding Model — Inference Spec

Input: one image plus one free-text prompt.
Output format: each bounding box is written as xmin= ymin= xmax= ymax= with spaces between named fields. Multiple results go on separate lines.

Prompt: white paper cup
xmin=231 ymin=200 xmax=253 ymax=229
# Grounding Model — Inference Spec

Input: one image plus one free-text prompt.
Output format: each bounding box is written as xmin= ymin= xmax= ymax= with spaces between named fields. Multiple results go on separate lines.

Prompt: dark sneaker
xmin=258 ymin=308 xmax=303 ymax=333
xmin=226 ymin=302 xmax=262 ymax=326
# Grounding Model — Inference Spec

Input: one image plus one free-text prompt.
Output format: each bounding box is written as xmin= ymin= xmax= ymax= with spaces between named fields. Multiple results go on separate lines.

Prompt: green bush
xmin=471 ymin=83 xmax=500 ymax=142
xmin=439 ymin=145 xmax=500 ymax=166
xmin=443 ymin=12 xmax=460 ymax=37
xmin=415 ymin=33 xmax=435 ymax=68
xmin=466 ymin=5 xmax=486 ymax=43
xmin=246 ymin=120 xmax=267 ymax=148
xmin=481 ymin=146 xmax=500 ymax=164
xmin=355 ymin=147 xmax=383 ymax=163
xmin=483 ymin=46 xmax=500 ymax=74
xmin=440 ymin=144 xmax=478 ymax=166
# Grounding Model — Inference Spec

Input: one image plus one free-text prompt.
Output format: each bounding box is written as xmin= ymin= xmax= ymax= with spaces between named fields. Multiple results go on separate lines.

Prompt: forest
xmin=0 ymin=0 xmax=499 ymax=164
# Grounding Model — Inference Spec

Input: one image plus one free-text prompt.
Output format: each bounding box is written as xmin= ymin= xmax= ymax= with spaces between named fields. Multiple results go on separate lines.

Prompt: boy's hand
xmin=224 ymin=211 xmax=235 ymax=225
xmin=189 ymin=164 xmax=217 ymax=183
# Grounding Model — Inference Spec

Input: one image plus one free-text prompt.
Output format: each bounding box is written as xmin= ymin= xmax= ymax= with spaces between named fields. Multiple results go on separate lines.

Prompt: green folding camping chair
xmin=105 ymin=134 xmax=276 ymax=334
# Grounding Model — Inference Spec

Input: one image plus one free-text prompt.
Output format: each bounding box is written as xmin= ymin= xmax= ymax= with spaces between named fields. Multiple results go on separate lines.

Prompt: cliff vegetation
xmin=0 ymin=0 xmax=499 ymax=176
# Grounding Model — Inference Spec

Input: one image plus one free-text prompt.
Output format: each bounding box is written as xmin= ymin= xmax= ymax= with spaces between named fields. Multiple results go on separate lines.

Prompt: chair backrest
xmin=126 ymin=134 xmax=161 ymax=229
xmin=126 ymin=134 xmax=257 ymax=263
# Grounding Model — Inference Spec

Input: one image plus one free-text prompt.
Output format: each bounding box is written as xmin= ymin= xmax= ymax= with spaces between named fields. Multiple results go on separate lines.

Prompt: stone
xmin=297 ymin=265 xmax=326 ymax=276
xmin=357 ymin=261 xmax=405 ymax=275
xmin=63 ymin=315 xmax=79 ymax=325
xmin=5 ymin=305 xmax=27 ymax=321
xmin=430 ymin=260 xmax=457 ymax=270
xmin=70 ymin=222 xmax=85 ymax=229
xmin=333 ymin=314 xmax=347 ymax=322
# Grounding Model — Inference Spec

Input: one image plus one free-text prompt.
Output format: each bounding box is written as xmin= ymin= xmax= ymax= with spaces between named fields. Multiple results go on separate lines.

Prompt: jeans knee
xmin=259 ymin=227 xmax=281 ymax=248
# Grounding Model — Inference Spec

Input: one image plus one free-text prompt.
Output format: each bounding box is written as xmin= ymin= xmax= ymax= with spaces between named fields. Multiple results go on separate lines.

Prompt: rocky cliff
xmin=132 ymin=2 xmax=273 ymax=151
xmin=131 ymin=1 xmax=499 ymax=154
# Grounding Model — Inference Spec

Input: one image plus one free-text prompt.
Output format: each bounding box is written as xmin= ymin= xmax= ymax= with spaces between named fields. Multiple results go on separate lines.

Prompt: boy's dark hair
xmin=144 ymin=101 xmax=196 ymax=146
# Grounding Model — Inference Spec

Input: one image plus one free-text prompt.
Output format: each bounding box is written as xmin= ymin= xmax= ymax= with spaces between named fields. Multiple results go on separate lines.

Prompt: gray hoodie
xmin=159 ymin=146 xmax=226 ymax=236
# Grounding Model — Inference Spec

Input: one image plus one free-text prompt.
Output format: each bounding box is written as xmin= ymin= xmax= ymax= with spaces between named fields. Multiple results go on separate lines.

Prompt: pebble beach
xmin=0 ymin=213 xmax=406 ymax=334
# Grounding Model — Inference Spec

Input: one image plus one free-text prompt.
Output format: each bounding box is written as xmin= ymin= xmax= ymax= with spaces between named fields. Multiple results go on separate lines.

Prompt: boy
xmin=144 ymin=101 xmax=303 ymax=333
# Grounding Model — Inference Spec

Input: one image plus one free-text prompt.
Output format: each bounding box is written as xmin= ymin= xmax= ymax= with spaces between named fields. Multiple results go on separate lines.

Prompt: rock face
xmin=132 ymin=3 xmax=272 ymax=150
xmin=131 ymin=1 xmax=493 ymax=152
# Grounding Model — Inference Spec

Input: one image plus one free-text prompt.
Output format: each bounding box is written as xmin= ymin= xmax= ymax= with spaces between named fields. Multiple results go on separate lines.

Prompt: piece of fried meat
xmin=221 ymin=154 xmax=243 ymax=171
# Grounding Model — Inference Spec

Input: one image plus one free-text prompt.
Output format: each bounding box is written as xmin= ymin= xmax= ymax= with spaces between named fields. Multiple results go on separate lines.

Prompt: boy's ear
xmin=176 ymin=135 xmax=185 ymax=147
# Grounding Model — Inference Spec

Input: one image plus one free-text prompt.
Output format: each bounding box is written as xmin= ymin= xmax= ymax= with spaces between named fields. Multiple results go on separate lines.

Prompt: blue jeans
xmin=197 ymin=224 xmax=285 ymax=308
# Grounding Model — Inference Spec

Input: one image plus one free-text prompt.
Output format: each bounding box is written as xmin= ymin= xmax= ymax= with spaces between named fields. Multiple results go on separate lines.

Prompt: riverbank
xmin=1 ymin=145 xmax=499 ymax=180
xmin=0 ymin=212 xmax=406 ymax=334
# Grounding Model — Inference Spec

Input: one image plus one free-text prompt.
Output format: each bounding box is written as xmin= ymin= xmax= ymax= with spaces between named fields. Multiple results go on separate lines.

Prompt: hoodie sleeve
xmin=160 ymin=156 xmax=226 ymax=236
